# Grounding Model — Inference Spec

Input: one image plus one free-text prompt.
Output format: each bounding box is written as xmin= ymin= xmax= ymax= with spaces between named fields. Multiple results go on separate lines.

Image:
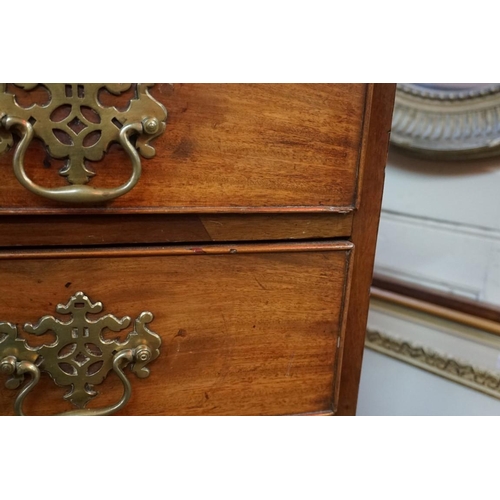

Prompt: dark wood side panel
xmin=0 ymin=241 xmax=353 ymax=416
xmin=0 ymin=213 xmax=353 ymax=247
xmin=0 ymin=84 xmax=366 ymax=214
xmin=336 ymin=83 xmax=396 ymax=415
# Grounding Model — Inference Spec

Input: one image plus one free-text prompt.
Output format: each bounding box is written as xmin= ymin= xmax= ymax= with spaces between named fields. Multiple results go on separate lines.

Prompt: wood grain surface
xmin=0 ymin=212 xmax=353 ymax=246
xmin=0 ymin=241 xmax=353 ymax=416
xmin=0 ymin=84 xmax=367 ymax=214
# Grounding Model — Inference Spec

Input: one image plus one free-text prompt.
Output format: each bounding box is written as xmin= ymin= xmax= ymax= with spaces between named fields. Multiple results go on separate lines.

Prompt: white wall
xmin=376 ymin=149 xmax=500 ymax=305
xmin=358 ymin=349 xmax=500 ymax=416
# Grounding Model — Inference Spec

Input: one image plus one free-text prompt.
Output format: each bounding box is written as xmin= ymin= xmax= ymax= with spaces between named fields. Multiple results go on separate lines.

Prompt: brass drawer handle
xmin=2 ymin=117 xmax=145 ymax=203
xmin=0 ymin=292 xmax=161 ymax=416
xmin=1 ymin=347 xmax=147 ymax=416
xmin=0 ymin=84 xmax=167 ymax=204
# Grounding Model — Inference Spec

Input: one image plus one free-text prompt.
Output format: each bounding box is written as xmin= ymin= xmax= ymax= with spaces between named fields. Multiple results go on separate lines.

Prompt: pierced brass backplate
xmin=0 ymin=292 xmax=161 ymax=416
xmin=0 ymin=84 xmax=167 ymax=203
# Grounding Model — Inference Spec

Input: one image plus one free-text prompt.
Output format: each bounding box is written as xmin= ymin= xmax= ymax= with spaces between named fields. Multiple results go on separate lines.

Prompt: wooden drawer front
xmin=0 ymin=84 xmax=367 ymax=214
xmin=0 ymin=242 xmax=352 ymax=416
xmin=0 ymin=213 xmax=354 ymax=247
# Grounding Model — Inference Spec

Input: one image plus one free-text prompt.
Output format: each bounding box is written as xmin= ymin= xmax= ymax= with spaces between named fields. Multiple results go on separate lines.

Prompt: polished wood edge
xmin=373 ymin=273 xmax=500 ymax=324
xmin=336 ymin=83 xmax=397 ymax=416
xmin=354 ymin=84 xmax=372 ymax=209
xmin=331 ymin=244 xmax=355 ymax=414
xmin=366 ymin=330 xmax=500 ymax=400
xmin=371 ymin=287 xmax=500 ymax=337
xmin=0 ymin=205 xmax=355 ymax=216
xmin=290 ymin=410 xmax=335 ymax=416
xmin=0 ymin=240 xmax=354 ymax=260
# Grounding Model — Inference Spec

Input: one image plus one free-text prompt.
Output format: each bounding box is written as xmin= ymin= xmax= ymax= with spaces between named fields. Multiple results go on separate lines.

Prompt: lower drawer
xmin=0 ymin=241 xmax=353 ymax=416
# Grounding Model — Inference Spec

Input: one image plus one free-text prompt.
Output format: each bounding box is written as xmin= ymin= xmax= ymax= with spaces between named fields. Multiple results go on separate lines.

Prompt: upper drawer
xmin=0 ymin=84 xmax=368 ymax=214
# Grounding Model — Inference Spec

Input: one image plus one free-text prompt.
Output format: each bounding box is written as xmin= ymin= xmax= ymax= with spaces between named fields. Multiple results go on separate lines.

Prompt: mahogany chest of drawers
xmin=0 ymin=83 xmax=395 ymax=415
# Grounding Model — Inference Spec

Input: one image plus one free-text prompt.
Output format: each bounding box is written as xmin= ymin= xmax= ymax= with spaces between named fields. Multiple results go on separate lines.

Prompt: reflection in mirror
xmin=360 ymin=83 xmax=500 ymax=415
xmin=375 ymin=83 xmax=500 ymax=311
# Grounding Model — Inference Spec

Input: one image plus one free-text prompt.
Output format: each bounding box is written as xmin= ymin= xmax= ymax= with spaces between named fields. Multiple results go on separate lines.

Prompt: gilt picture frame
xmin=391 ymin=83 xmax=500 ymax=160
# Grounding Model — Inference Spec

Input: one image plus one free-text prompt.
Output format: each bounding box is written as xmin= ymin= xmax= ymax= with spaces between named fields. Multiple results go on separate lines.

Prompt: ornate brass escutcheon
xmin=0 ymin=292 xmax=161 ymax=416
xmin=0 ymin=84 xmax=167 ymax=203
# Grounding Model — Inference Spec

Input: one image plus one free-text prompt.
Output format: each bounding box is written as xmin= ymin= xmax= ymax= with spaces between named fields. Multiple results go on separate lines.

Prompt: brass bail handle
xmin=1 ymin=115 xmax=156 ymax=204
xmin=0 ymin=83 xmax=167 ymax=204
xmin=0 ymin=348 xmax=148 ymax=416
xmin=0 ymin=292 xmax=162 ymax=416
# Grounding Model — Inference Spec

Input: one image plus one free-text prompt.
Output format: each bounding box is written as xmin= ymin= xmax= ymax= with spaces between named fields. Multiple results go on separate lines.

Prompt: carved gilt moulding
xmin=366 ymin=330 xmax=500 ymax=401
xmin=391 ymin=83 xmax=500 ymax=160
